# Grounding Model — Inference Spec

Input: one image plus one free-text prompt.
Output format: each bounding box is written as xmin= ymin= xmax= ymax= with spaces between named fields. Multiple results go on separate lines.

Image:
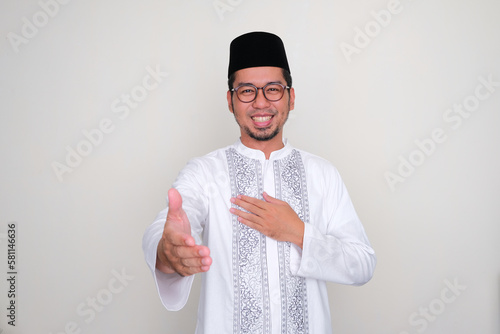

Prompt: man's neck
xmin=240 ymin=135 xmax=284 ymax=159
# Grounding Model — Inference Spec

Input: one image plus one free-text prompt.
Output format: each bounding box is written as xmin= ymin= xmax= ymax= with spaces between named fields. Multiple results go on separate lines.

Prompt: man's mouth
xmin=251 ymin=115 xmax=273 ymax=122
xmin=251 ymin=115 xmax=274 ymax=128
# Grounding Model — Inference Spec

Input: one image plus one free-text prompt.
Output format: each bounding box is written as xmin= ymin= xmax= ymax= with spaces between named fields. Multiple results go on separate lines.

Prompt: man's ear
xmin=288 ymin=87 xmax=295 ymax=111
xmin=227 ymin=90 xmax=234 ymax=114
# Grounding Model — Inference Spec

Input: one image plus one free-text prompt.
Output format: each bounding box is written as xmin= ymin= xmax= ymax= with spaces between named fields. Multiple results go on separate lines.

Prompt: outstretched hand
xmin=230 ymin=192 xmax=305 ymax=249
xmin=156 ymin=188 xmax=212 ymax=276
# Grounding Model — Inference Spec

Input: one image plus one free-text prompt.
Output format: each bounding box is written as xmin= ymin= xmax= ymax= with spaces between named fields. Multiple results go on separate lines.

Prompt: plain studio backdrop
xmin=1 ymin=0 xmax=499 ymax=333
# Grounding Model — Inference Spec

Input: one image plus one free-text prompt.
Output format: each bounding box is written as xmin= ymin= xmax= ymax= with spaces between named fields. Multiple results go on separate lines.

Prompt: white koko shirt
xmin=143 ymin=139 xmax=376 ymax=334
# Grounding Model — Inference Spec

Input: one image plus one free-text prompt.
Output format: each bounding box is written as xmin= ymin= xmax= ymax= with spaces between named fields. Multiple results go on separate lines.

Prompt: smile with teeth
xmin=252 ymin=115 xmax=272 ymax=122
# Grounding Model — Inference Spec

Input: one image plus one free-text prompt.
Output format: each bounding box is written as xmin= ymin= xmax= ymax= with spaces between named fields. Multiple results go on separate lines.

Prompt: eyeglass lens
xmin=236 ymin=84 xmax=285 ymax=102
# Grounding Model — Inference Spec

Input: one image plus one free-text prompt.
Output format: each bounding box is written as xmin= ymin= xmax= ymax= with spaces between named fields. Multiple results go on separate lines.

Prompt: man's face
xmin=227 ymin=66 xmax=295 ymax=144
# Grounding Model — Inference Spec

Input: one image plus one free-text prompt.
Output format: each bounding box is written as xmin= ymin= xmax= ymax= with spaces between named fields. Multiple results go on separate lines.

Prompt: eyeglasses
xmin=231 ymin=83 xmax=290 ymax=103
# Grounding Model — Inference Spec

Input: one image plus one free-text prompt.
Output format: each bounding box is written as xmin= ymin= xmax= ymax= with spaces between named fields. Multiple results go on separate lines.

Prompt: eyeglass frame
xmin=230 ymin=82 xmax=291 ymax=103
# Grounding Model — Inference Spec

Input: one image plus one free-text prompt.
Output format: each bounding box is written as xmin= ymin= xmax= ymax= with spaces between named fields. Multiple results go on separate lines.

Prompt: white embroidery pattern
xmin=226 ymin=148 xmax=270 ymax=334
xmin=274 ymin=149 xmax=309 ymax=334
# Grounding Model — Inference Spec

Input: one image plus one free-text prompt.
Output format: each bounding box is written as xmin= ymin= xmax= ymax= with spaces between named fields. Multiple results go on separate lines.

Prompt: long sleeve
xmin=142 ymin=159 xmax=209 ymax=311
xmin=289 ymin=162 xmax=376 ymax=285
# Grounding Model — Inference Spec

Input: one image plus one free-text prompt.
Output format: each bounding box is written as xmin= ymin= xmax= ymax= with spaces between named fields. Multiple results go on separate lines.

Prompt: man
xmin=143 ymin=31 xmax=376 ymax=334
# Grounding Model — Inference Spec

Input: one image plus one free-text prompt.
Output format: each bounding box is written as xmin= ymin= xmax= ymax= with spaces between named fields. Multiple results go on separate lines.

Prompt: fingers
xmin=171 ymin=245 xmax=212 ymax=276
xmin=172 ymin=245 xmax=211 ymax=267
xmin=232 ymin=194 xmax=264 ymax=206
xmin=229 ymin=195 xmax=268 ymax=231
xmin=231 ymin=193 xmax=284 ymax=208
xmin=230 ymin=194 xmax=267 ymax=216
xmin=230 ymin=207 xmax=260 ymax=228
xmin=157 ymin=237 xmax=212 ymax=276
xmin=171 ymin=243 xmax=209 ymax=259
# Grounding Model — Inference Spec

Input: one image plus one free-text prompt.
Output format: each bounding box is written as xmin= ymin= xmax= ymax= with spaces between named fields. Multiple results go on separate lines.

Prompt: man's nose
xmin=252 ymin=88 xmax=270 ymax=107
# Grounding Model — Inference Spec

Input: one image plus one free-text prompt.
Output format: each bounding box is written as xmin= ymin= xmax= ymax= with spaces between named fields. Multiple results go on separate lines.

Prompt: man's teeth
xmin=252 ymin=116 xmax=272 ymax=122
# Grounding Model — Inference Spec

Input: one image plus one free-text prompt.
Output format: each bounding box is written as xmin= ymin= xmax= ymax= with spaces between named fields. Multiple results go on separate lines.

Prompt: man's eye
xmin=266 ymin=86 xmax=282 ymax=94
xmin=240 ymin=88 xmax=255 ymax=94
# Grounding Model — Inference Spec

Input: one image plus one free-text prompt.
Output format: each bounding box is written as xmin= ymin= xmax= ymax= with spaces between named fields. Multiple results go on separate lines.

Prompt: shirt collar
xmin=233 ymin=138 xmax=293 ymax=161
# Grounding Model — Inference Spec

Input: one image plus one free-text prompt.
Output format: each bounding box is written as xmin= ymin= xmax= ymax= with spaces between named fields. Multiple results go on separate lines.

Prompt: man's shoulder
xmin=196 ymin=143 xmax=233 ymax=159
xmin=292 ymin=147 xmax=345 ymax=188
xmin=293 ymin=147 xmax=338 ymax=171
xmin=185 ymin=143 xmax=234 ymax=166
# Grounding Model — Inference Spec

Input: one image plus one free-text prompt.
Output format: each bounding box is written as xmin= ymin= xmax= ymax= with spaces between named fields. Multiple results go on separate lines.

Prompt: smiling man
xmin=143 ymin=32 xmax=376 ymax=334
xmin=228 ymin=65 xmax=294 ymax=147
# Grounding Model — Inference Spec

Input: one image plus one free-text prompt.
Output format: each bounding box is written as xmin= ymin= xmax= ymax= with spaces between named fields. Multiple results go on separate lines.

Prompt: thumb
xmin=167 ymin=188 xmax=183 ymax=215
xmin=167 ymin=188 xmax=194 ymax=245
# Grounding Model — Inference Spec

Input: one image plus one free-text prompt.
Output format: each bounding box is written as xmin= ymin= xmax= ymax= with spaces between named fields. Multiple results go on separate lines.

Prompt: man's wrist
xmin=291 ymin=219 xmax=305 ymax=249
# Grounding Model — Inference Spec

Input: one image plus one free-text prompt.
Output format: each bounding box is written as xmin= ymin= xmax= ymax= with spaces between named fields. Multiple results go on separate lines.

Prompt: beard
xmin=244 ymin=124 xmax=281 ymax=141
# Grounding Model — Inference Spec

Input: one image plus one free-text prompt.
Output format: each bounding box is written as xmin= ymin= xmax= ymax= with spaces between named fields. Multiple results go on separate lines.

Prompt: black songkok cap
xmin=228 ymin=31 xmax=290 ymax=78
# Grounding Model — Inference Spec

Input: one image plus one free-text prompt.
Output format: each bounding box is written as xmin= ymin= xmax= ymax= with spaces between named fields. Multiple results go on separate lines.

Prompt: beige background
xmin=1 ymin=0 xmax=499 ymax=333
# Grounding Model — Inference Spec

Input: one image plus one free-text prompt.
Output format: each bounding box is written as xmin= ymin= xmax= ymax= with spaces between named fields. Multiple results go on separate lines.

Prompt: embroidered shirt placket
xmin=274 ymin=150 xmax=309 ymax=334
xmin=227 ymin=148 xmax=271 ymax=334
xmin=226 ymin=148 xmax=309 ymax=334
